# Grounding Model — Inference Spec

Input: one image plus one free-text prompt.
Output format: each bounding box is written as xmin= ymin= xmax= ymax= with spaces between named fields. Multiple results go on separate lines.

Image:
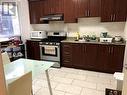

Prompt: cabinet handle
xmin=111 ymin=15 xmax=113 ymax=21
xmin=88 ymin=10 xmax=90 ymax=17
xmin=113 ymin=14 xmax=116 ymax=21
xmin=111 ymin=47 xmax=113 ymax=54
xmin=109 ymin=47 xmax=111 ymax=53
xmin=84 ymin=46 xmax=86 ymax=52
xmin=85 ymin=11 xmax=88 ymax=16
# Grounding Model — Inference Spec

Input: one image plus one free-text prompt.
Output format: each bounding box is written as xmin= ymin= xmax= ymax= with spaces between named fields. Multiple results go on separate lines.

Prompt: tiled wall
xmin=31 ymin=17 xmax=126 ymax=38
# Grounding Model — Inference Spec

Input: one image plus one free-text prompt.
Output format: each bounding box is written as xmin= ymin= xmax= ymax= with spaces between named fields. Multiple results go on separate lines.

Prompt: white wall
xmin=122 ymin=20 xmax=127 ymax=95
xmin=124 ymin=21 xmax=127 ymax=39
xmin=18 ymin=0 xmax=33 ymax=43
xmin=123 ymin=21 xmax=127 ymax=66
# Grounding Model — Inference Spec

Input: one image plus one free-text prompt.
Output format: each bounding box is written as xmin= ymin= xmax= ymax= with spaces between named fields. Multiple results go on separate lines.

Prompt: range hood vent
xmin=40 ymin=14 xmax=63 ymax=21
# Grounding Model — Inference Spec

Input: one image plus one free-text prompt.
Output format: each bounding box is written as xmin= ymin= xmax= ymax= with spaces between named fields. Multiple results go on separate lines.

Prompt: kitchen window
xmin=0 ymin=1 xmax=20 ymax=38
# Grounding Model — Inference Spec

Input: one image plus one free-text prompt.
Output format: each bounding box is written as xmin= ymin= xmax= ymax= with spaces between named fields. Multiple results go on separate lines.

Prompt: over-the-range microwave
xmin=30 ymin=31 xmax=47 ymax=39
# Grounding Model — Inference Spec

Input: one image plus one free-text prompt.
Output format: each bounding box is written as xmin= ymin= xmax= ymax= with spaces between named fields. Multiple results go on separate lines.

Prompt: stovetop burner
xmin=41 ymin=36 xmax=66 ymax=43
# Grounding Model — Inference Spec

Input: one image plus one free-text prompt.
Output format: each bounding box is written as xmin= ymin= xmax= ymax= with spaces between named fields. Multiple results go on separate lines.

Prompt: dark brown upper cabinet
xmin=114 ymin=0 xmax=127 ymax=22
xmin=29 ymin=0 xmax=64 ymax=24
xmin=64 ymin=0 xmax=101 ymax=23
xmin=101 ymin=0 xmax=114 ymax=22
xmin=89 ymin=0 xmax=101 ymax=17
xmin=43 ymin=0 xmax=64 ymax=15
xmin=64 ymin=0 xmax=77 ymax=23
xmin=101 ymin=0 xmax=127 ymax=22
xmin=75 ymin=0 xmax=101 ymax=17
xmin=28 ymin=0 xmax=126 ymax=24
xmin=29 ymin=1 xmax=44 ymax=24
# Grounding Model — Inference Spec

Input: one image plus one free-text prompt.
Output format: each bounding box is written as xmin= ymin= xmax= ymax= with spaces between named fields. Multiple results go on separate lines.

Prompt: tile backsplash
xmin=31 ymin=17 xmax=126 ymax=38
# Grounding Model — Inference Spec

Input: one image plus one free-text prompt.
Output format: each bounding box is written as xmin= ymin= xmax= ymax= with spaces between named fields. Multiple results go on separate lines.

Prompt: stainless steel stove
xmin=39 ymin=32 xmax=66 ymax=67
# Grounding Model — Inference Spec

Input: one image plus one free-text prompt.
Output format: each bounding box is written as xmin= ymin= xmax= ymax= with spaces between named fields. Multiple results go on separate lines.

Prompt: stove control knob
xmin=50 ymin=43 xmax=53 ymax=45
xmin=46 ymin=42 xmax=48 ymax=45
xmin=56 ymin=43 xmax=60 ymax=45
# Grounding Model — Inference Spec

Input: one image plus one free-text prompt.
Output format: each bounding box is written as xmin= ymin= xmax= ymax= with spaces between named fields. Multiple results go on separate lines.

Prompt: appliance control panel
xmin=40 ymin=42 xmax=60 ymax=46
xmin=100 ymin=38 xmax=113 ymax=43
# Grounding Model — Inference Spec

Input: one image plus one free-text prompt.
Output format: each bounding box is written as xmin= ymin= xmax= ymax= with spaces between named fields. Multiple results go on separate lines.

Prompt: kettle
xmin=114 ymin=36 xmax=122 ymax=42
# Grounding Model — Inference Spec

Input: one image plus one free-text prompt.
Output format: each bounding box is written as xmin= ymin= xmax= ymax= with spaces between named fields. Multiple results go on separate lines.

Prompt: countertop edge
xmin=61 ymin=39 xmax=126 ymax=46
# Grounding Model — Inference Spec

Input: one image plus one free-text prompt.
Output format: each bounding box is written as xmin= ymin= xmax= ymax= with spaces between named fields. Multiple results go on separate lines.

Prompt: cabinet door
xmin=61 ymin=43 xmax=73 ymax=67
xmin=72 ymin=43 xmax=83 ymax=68
xmin=75 ymin=0 xmax=88 ymax=18
xmin=32 ymin=42 xmax=40 ymax=60
xmin=64 ymin=0 xmax=77 ymax=23
xmin=114 ymin=0 xmax=127 ymax=22
xmin=29 ymin=1 xmax=42 ymax=24
xmin=89 ymin=0 xmax=101 ymax=17
xmin=26 ymin=40 xmax=33 ymax=59
xmin=26 ymin=41 xmax=40 ymax=60
xmin=43 ymin=0 xmax=64 ymax=15
xmin=97 ymin=45 xmax=111 ymax=72
xmin=101 ymin=0 xmax=114 ymax=22
xmin=110 ymin=45 xmax=125 ymax=72
xmin=43 ymin=0 xmax=50 ymax=15
xmin=84 ymin=44 xmax=98 ymax=70
xmin=51 ymin=0 xmax=64 ymax=14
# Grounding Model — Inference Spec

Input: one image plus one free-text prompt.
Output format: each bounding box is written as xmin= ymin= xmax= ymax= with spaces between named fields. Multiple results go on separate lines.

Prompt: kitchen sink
xmin=74 ymin=39 xmax=97 ymax=42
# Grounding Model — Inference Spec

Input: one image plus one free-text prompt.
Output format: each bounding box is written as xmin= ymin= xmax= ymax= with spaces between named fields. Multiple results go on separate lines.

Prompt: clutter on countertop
xmin=0 ymin=36 xmax=25 ymax=61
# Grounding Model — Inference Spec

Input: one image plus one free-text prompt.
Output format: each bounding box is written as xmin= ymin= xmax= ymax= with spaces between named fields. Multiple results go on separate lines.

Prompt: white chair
xmin=7 ymin=72 xmax=32 ymax=95
xmin=1 ymin=52 xmax=10 ymax=64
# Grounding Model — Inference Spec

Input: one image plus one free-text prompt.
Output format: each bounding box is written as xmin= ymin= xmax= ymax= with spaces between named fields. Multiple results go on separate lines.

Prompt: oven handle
xmin=40 ymin=45 xmax=59 ymax=48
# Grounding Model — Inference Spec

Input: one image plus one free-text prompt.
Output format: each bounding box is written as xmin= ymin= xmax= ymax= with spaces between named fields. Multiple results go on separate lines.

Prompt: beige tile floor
xmin=33 ymin=67 xmax=117 ymax=95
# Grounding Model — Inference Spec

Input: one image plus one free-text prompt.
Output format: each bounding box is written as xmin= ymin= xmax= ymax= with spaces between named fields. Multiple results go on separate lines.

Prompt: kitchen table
xmin=4 ymin=58 xmax=55 ymax=95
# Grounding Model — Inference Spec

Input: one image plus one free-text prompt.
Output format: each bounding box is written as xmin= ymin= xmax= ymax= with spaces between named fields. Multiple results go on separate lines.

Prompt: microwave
xmin=30 ymin=31 xmax=47 ymax=39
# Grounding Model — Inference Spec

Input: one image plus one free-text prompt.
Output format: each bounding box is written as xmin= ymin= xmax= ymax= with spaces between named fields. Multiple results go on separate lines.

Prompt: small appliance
xmin=114 ymin=36 xmax=122 ymax=42
xmin=100 ymin=37 xmax=113 ymax=43
xmin=30 ymin=31 xmax=47 ymax=39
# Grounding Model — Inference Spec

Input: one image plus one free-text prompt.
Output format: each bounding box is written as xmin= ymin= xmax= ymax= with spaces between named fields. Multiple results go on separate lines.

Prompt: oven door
xmin=40 ymin=45 xmax=60 ymax=62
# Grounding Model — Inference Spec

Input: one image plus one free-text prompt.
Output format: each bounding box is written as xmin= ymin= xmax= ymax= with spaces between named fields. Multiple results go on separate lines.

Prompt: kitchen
xmin=0 ymin=0 xmax=127 ymax=95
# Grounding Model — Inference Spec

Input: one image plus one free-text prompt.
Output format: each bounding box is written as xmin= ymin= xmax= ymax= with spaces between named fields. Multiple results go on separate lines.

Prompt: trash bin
xmin=114 ymin=72 xmax=124 ymax=91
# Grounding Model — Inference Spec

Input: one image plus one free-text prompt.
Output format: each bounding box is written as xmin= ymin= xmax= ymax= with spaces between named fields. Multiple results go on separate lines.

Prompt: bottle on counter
xmin=76 ymin=32 xmax=80 ymax=40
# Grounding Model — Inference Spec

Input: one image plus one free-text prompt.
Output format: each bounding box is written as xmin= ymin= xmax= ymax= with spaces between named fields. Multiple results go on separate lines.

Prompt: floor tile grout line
xmin=79 ymin=87 xmax=83 ymax=95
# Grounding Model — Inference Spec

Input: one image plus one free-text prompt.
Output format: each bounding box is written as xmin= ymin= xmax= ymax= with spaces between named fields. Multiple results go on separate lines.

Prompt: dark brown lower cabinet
xmin=84 ymin=44 xmax=98 ymax=70
xmin=26 ymin=40 xmax=40 ymax=60
xmin=61 ymin=42 xmax=125 ymax=73
xmin=110 ymin=45 xmax=125 ymax=72
xmin=61 ymin=43 xmax=73 ymax=67
xmin=97 ymin=44 xmax=111 ymax=72
xmin=72 ymin=43 xmax=83 ymax=68
xmin=97 ymin=44 xmax=125 ymax=73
